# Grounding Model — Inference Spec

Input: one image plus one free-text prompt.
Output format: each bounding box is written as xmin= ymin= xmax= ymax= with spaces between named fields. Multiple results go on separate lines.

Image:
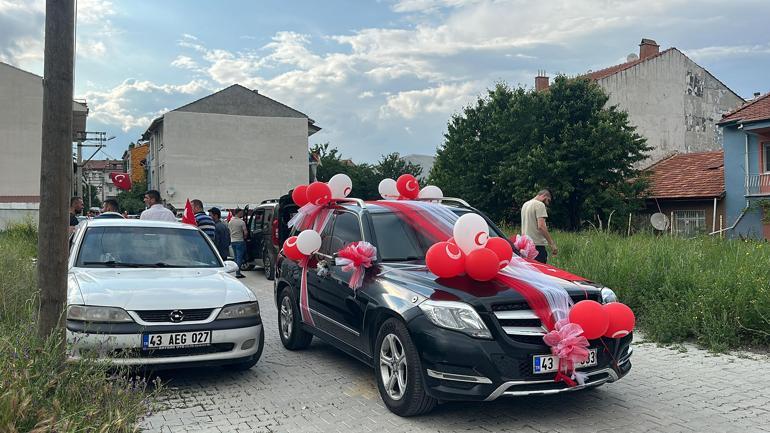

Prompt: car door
xmin=307 ymin=210 xmax=367 ymax=349
xmin=246 ymin=208 xmax=265 ymax=263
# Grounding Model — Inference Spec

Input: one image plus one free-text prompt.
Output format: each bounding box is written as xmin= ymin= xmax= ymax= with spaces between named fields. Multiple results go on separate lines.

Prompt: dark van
xmin=244 ymin=194 xmax=298 ymax=279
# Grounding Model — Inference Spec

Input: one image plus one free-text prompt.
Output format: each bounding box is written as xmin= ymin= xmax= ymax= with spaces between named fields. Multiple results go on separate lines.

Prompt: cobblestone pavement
xmin=141 ymin=271 xmax=770 ymax=433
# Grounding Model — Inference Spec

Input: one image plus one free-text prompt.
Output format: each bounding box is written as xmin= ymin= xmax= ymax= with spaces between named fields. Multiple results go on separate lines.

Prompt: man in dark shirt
xmin=95 ymin=199 xmax=125 ymax=219
xmin=191 ymin=199 xmax=216 ymax=239
xmin=69 ymin=196 xmax=84 ymax=231
xmin=209 ymin=207 xmax=231 ymax=260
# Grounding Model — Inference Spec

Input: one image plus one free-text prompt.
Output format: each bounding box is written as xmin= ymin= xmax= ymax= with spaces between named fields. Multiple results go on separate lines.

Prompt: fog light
xmin=241 ymin=339 xmax=256 ymax=350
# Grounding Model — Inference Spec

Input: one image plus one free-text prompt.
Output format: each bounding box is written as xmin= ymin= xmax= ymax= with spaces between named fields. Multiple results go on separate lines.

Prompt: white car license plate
xmin=533 ymin=349 xmax=597 ymax=374
xmin=142 ymin=331 xmax=211 ymax=350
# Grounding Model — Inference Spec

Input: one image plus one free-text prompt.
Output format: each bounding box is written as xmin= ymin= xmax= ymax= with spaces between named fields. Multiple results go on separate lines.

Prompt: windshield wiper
xmin=382 ymin=256 xmax=423 ymax=262
xmin=81 ymin=260 xmax=144 ymax=267
xmin=152 ymin=262 xmax=185 ymax=268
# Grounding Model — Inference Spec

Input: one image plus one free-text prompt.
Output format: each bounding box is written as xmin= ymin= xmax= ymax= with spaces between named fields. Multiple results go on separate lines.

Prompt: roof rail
xmin=260 ymin=199 xmax=279 ymax=204
xmin=414 ymin=197 xmax=471 ymax=208
xmin=333 ymin=197 xmax=367 ymax=208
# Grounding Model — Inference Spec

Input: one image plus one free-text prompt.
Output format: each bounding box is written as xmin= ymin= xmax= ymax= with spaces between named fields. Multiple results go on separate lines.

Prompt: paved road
xmin=141 ymin=271 xmax=770 ymax=433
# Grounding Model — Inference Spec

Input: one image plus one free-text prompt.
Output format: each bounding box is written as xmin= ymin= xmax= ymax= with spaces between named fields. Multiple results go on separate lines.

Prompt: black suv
xmin=274 ymin=199 xmax=632 ymax=416
xmin=244 ymin=196 xmax=298 ymax=280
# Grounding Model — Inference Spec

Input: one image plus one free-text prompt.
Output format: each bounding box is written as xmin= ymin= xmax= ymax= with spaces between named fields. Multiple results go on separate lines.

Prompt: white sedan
xmin=66 ymin=219 xmax=263 ymax=370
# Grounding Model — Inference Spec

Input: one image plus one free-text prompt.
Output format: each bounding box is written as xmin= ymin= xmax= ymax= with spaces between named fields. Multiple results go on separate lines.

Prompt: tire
xmin=278 ymin=286 xmax=313 ymax=350
xmin=374 ymin=318 xmax=437 ymax=417
xmin=226 ymin=329 xmax=264 ymax=371
xmin=262 ymin=245 xmax=275 ymax=280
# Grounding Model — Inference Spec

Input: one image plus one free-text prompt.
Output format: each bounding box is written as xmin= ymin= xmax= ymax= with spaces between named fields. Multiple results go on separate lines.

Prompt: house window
xmin=673 ymin=210 xmax=706 ymax=237
xmin=764 ymin=143 xmax=770 ymax=173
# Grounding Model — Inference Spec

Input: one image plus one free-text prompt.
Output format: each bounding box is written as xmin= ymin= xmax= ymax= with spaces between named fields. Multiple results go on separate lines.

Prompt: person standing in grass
xmin=228 ymin=208 xmax=248 ymax=279
xmin=520 ymin=189 xmax=557 ymax=263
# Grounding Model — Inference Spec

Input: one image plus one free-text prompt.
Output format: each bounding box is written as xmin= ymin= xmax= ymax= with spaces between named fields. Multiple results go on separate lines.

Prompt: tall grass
xmin=0 ymin=222 xmax=159 ymax=432
xmin=549 ymin=231 xmax=770 ymax=351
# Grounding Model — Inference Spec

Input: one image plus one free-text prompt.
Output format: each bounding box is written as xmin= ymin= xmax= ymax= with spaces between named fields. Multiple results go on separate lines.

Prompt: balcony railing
xmin=745 ymin=173 xmax=770 ymax=196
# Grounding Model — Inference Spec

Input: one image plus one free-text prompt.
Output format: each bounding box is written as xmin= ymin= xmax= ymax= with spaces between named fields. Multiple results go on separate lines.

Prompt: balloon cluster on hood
xmin=425 ymin=213 xmax=513 ymax=282
xmin=378 ymin=174 xmax=444 ymax=201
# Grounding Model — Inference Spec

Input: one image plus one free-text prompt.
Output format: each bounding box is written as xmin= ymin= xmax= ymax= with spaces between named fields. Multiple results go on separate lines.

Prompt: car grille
xmin=134 ymin=308 xmax=214 ymax=323
xmin=112 ymin=343 xmax=234 ymax=358
xmin=492 ymin=293 xmax=601 ymax=345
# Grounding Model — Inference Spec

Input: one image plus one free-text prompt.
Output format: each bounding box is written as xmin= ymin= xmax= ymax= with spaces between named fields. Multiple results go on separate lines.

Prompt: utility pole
xmin=38 ymin=0 xmax=75 ymax=339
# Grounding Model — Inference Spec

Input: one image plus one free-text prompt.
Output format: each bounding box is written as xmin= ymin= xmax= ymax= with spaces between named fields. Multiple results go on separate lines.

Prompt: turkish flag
xmin=109 ymin=172 xmax=132 ymax=191
xmin=182 ymin=199 xmax=196 ymax=225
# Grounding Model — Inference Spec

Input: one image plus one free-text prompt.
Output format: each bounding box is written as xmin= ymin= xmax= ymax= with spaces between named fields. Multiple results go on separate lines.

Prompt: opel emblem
xmin=169 ymin=310 xmax=184 ymax=323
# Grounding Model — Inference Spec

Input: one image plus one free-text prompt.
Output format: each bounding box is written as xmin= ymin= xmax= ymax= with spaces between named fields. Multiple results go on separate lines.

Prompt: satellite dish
xmin=627 ymin=53 xmax=639 ymax=62
xmin=166 ymin=187 xmax=176 ymax=197
xmin=650 ymin=213 xmax=669 ymax=231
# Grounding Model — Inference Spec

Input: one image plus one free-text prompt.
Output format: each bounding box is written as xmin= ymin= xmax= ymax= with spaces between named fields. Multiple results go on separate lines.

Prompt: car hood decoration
xmin=68 ymin=268 xmax=255 ymax=310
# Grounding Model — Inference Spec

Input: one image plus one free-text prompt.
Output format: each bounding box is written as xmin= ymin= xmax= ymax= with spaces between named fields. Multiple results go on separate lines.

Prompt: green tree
xmin=373 ymin=152 xmax=423 ymax=181
xmin=430 ymin=77 xmax=650 ymax=230
xmin=116 ymin=180 xmax=147 ymax=215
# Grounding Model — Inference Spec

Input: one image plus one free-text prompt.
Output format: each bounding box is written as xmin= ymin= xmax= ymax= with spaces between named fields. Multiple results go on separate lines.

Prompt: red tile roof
xmin=718 ymin=92 xmax=770 ymax=124
xmin=646 ymin=151 xmax=724 ymax=199
xmin=82 ymin=159 xmax=124 ymax=171
xmin=586 ymin=48 xmax=674 ymax=81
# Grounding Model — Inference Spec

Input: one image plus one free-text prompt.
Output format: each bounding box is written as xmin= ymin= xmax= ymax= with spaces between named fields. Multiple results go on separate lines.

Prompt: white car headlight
xmin=67 ymin=305 xmax=134 ymax=323
xmin=601 ymin=288 xmax=618 ymax=304
xmin=418 ymin=300 xmax=492 ymax=339
xmin=216 ymin=302 xmax=260 ymax=320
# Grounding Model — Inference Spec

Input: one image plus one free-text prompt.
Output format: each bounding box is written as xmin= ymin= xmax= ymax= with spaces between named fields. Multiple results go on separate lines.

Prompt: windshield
xmin=76 ymin=226 xmax=222 ymax=268
xmin=371 ymin=209 xmax=502 ymax=262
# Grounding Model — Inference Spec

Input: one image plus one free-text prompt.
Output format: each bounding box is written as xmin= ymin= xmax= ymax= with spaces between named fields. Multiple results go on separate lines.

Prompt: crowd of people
xmin=67 ymin=189 xmax=251 ymax=276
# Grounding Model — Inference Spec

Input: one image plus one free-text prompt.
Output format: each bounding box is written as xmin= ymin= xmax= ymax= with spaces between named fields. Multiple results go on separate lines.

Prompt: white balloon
xmin=418 ymin=185 xmax=443 ymax=200
xmin=296 ymin=229 xmax=322 ymax=255
xmin=328 ymin=173 xmax=353 ymax=198
xmin=378 ymin=178 xmax=399 ymax=199
xmin=453 ymin=213 xmax=489 ymax=255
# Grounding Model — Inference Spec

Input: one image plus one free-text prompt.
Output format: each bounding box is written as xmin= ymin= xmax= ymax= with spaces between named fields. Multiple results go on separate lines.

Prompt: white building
xmin=402 ymin=154 xmax=435 ymax=180
xmin=142 ymin=84 xmax=320 ymax=209
xmin=0 ymin=61 xmax=87 ymax=226
xmin=536 ymin=38 xmax=745 ymax=164
xmin=82 ymin=159 xmax=125 ymax=207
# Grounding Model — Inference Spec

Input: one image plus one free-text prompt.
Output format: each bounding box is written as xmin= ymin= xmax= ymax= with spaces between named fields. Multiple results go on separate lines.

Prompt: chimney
xmin=754 ymin=92 xmax=761 ymax=99
xmin=639 ymin=38 xmax=660 ymax=59
xmin=535 ymin=70 xmax=550 ymax=92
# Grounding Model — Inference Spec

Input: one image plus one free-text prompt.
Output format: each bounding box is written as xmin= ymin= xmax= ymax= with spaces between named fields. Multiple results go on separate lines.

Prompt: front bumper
xmin=408 ymin=315 xmax=633 ymax=401
xmin=66 ymin=319 xmax=263 ymax=367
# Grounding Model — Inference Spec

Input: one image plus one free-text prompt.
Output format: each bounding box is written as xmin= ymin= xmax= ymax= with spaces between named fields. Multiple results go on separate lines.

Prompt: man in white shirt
xmin=140 ymin=190 xmax=176 ymax=222
xmin=520 ymin=189 xmax=557 ymax=263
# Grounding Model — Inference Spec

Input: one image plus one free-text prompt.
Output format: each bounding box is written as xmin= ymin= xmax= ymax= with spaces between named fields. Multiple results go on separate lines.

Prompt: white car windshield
xmin=76 ymin=226 xmax=222 ymax=268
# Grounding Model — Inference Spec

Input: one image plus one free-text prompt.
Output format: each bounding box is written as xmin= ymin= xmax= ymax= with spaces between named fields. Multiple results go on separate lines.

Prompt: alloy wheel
xmin=379 ymin=333 xmax=408 ymax=401
xmin=280 ymin=296 xmax=293 ymax=340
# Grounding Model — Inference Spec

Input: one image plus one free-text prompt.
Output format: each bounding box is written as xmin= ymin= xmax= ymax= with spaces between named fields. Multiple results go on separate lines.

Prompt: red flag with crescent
xmin=181 ymin=199 xmax=196 ymax=225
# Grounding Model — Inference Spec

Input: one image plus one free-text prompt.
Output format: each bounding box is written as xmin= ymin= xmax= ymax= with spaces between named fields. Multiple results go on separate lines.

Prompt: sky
xmin=1 ymin=0 xmax=769 ymax=163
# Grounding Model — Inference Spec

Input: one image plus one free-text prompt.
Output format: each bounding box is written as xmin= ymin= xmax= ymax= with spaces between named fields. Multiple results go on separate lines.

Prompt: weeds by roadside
xmin=0 ymin=222 xmax=160 ymax=432
xmin=548 ymin=231 xmax=770 ymax=352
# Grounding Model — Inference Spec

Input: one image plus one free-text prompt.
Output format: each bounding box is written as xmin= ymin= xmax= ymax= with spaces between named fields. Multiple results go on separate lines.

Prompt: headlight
xmin=67 ymin=305 xmax=134 ymax=323
xmin=601 ymin=288 xmax=618 ymax=304
xmin=216 ymin=302 xmax=260 ymax=320
xmin=418 ymin=300 xmax=492 ymax=339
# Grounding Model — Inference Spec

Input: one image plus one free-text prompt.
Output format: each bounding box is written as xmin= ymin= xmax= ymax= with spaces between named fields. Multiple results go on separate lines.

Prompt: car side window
xmin=328 ymin=212 xmax=362 ymax=254
xmin=251 ymin=210 xmax=264 ymax=233
xmin=262 ymin=208 xmax=274 ymax=231
xmin=317 ymin=214 xmax=336 ymax=256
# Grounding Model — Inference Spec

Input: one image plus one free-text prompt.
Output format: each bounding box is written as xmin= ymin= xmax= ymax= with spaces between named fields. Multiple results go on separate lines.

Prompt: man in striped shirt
xmin=191 ymin=199 xmax=216 ymax=240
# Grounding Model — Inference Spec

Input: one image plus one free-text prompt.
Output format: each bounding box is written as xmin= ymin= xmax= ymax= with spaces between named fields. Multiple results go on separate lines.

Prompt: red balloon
xmin=447 ymin=237 xmax=456 ymax=245
xmin=486 ymin=238 xmax=513 ymax=269
xmin=426 ymin=242 xmax=465 ymax=278
xmin=603 ymin=302 xmax=635 ymax=338
xmin=569 ymin=300 xmax=609 ymax=340
xmin=283 ymin=236 xmax=305 ymax=261
xmin=292 ymin=185 xmax=309 ymax=206
xmin=396 ymin=174 xmax=420 ymax=199
xmin=306 ymin=182 xmax=332 ymax=206
xmin=464 ymin=248 xmax=500 ymax=281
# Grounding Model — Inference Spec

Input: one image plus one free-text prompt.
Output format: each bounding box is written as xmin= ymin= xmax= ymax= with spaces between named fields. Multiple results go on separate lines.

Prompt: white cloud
xmin=171 ymin=55 xmax=198 ymax=69
xmin=391 ymin=0 xmax=479 ymax=13
xmin=379 ymin=81 xmax=479 ymax=119
xmin=685 ymin=43 xmax=770 ymax=61
xmin=83 ymin=78 xmax=211 ymax=132
xmin=78 ymin=40 xmax=106 ymax=57
xmin=76 ymin=0 xmax=115 ymax=24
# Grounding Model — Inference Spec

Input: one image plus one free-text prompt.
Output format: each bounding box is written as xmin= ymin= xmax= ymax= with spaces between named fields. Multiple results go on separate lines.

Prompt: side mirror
xmin=223 ymin=260 xmax=239 ymax=274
